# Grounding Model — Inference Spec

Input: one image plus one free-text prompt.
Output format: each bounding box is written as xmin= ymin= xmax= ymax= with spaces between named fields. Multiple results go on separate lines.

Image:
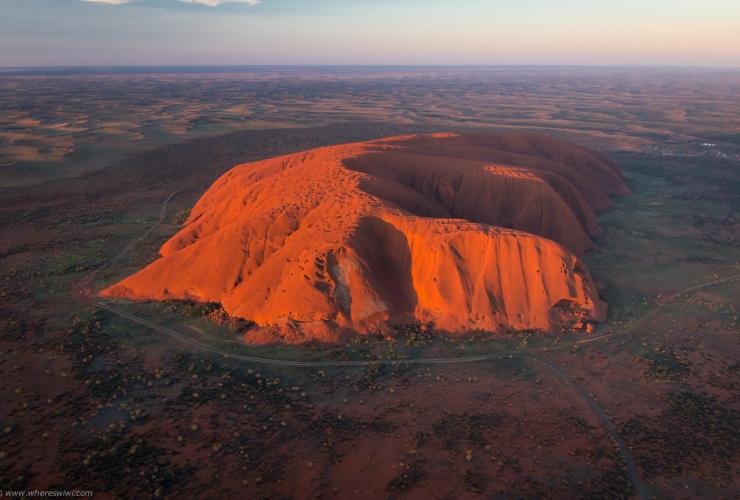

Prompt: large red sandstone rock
xmin=102 ymin=133 xmax=628 ymax=342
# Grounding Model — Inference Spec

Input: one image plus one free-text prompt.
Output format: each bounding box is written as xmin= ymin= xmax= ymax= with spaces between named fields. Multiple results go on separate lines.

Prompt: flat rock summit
xmin=102 ymin=132 xmax=629 ymax=342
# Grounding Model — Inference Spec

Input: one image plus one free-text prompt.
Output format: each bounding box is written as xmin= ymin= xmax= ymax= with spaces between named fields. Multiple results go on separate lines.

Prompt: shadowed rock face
xmin=102 ymin=133 xmax=628 ymax=342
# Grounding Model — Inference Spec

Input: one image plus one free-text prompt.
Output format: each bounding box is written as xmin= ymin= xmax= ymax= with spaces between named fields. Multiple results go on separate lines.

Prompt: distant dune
xmin=102 ymin=133 xmax=628 ymax=342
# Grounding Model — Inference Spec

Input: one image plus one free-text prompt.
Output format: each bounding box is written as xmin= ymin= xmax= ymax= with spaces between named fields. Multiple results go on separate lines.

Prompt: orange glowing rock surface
xmin=102 ymin=133 xmax=628 ymax=341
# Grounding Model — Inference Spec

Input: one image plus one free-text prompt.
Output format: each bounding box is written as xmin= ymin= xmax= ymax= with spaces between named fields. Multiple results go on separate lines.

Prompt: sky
xmin=0 ymin=0 xmax=739 ymax=67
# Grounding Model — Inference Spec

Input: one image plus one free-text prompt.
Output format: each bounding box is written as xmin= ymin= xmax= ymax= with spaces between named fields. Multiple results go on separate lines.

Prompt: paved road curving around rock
xmin=75 ymin=189 xmax=185 ymax=297
xmin=80 ymin=189 xmax=740 ymax=363
xmin=521 ymin=354 xmax=653 ymax=499
xmin=575 ymin=272 xmax=740 ymax=346
xmin=78 ymin=189 xmax=740 ymax=499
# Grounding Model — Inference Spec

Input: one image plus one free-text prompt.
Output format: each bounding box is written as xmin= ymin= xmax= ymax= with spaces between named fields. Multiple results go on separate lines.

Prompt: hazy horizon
xmin=2 ymin=0 xmax=739 ymax=67
xmin=2 ymin=64 xmax=740 ymax=75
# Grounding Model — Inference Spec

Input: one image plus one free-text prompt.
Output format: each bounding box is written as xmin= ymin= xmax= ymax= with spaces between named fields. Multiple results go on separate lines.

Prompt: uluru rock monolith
xmin=102 ymin=133 xmax=628 ymax=342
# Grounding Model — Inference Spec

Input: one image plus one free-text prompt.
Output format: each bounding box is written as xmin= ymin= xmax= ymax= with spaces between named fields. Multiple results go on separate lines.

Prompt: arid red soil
xmin=102 ymin=133 xmax=628 ymax=341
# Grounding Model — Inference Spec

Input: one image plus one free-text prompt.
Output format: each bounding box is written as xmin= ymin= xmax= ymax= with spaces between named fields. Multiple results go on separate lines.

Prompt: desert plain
xmin=0 ymin=66 xmax=739 ymax=498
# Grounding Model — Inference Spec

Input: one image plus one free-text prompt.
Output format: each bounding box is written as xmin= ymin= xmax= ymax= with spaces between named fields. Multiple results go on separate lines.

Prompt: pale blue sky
xmin=1 ymin=0 xmax=738 ymax=66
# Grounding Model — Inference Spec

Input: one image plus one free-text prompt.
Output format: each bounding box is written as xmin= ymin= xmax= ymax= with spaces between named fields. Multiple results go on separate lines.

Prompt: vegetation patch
xmin=385 ymin=460 xmax=426 ymax=495
xmin=432 ymin=412 xmax=503 ymax=450
xmin=639 ymin=348 xmax=691 ymax=380
xmin=621 ymin=391 xmax=739 ymax=480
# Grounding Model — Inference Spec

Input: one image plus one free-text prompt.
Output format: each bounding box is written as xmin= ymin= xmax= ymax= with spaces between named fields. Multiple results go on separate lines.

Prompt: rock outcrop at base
xmin=102 ymin=133 xmax=628 ymax=342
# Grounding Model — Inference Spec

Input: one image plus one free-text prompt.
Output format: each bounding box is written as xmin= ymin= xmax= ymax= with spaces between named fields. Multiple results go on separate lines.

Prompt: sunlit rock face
xmin=102 ymin=133 xmax=628 ymax=342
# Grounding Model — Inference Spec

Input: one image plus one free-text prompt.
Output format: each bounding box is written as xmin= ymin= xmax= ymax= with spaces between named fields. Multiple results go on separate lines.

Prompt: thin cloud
xmin=180 ymin=0 xmax=261 ymax=5
xmin=81 ymin=0 xmax=131 ymax=4
xmin=81 ymin=0 xmax=262 ymax=6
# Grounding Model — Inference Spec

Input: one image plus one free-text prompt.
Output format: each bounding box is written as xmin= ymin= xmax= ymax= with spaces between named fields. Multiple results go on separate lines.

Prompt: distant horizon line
xmin=0 ymin=64 xmax=740 ymax=77
xmin=2 ymin=63 xmax=740 ymax=73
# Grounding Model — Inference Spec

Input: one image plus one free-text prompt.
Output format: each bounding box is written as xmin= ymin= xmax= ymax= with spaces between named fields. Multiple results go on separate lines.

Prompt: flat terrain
xmin=0 ymin=68 xmax=738 ymax=498
xmin=2 ymin=66 xmax=739 ymax=185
